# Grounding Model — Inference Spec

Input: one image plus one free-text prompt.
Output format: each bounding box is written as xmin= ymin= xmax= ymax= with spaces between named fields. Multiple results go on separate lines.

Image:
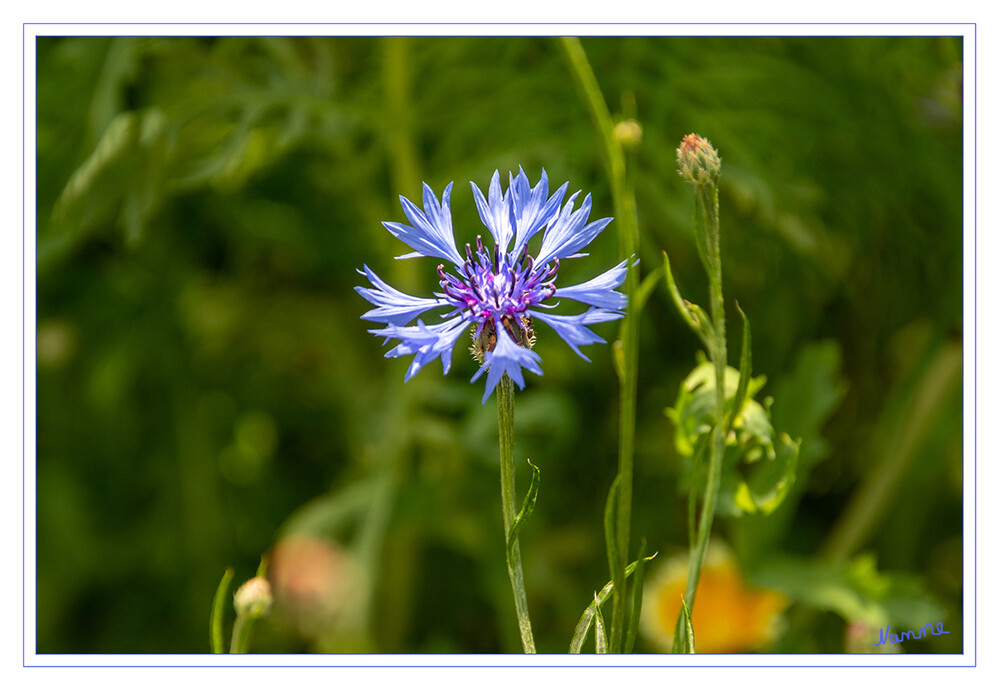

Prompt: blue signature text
xmin=875 ymin=621 xmax=950 ymax=647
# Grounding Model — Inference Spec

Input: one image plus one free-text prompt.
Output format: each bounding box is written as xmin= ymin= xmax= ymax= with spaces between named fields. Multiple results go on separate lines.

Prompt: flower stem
xmin=229 ymin=615 xmax=253 ymax=654
xmin=558 ymin=35 xmax=640 ymax=654
xmin=682 ymin=183 xmax=726 ymax=614
xmin=497 ymin=374 xmax=536 ymax=653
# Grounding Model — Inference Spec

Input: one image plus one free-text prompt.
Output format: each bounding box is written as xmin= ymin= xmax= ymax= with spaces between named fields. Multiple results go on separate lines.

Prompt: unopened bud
xmin=234 ymin=577 xmax=273 ymax=620
xmin=613 ymin=119 xmax=643 ymax=150
xmin=676 ymin=133 xmax=721 ymax=184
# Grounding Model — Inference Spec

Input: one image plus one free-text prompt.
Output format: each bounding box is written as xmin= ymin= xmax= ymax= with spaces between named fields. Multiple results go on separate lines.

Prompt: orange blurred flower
xmin=641 ymin=543 xmax=787 ymax=653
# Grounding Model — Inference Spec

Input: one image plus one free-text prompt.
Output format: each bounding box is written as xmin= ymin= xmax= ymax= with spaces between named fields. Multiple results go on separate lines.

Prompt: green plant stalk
xmin=558 ymin=35 xmax=640 ymax=654
xmin=229 ymin=615 xmax=254 ymax=654
xmin=497 ymin=374 xmax=536 ymax=653
xmin=682 ymin=183 xmax=726 ymax=615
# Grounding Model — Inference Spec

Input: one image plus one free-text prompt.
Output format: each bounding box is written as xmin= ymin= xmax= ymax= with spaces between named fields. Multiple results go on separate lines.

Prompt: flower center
xmin=436 ymin=236 xmax=558 ymax=359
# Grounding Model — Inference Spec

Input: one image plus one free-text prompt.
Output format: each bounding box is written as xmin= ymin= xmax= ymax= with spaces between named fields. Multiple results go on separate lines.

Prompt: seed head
xmin=677 ymin=133 xmax=721 ymax=185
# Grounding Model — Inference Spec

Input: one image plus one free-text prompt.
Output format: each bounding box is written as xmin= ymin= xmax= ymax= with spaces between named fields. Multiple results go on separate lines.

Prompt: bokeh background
xmin=35 ymin=35 xmax=964 ymax=654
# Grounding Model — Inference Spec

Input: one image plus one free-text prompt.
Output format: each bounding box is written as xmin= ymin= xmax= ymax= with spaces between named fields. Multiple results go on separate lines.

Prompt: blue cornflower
xmin=357 ymin=168 xmax=628 ymax=402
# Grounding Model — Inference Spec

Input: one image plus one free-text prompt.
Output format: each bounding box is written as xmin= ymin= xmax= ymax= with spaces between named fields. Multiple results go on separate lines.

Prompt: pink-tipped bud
xmin=677 ymin=133 xmax=721 ymax=184
xmin=233 ymin=576 xmax=273 ymax=620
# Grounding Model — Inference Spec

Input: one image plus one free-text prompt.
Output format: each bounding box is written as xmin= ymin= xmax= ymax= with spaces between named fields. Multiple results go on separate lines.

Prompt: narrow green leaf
xmin=612 ymin=339 xmax=625 ymax=380
xmin=681 ymin=596 xmax=696 ymax=653
xmin=603 ymin=474 xmax=625 ymax=652
xmin=671 ymin=595 xmax=696 ymax=653
xmin=255 ymin=555 xmax=269 ymax=579
xmin=506 ymin=458 xmax=541 ymax=561
xmin=663 ymin=251 xmax=714 ymax=349
xmin=623 ymin=539 xmax=649 ymax=653
xmin=725 ymin=302 xmax=753 ymax=432
xmin=594 ymin=594 xmax=608 ymax=654
xmin=633 ymin=265 xmax=664 ymax=317
xmin=210 ymin=567 xmax=234 ymax=654
xmin=568 ymin=554 xmax=657 ymax=653
xmin=604 ymin=474 xmax=622 ymax=590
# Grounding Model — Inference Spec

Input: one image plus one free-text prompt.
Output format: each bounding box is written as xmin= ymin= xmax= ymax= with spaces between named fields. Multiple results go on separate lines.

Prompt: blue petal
xmin=355 ymin=265 xmax=447 ymax=326
xmin=511 ymin=168 xmax=569 ymax=258
xmin=470 ymin=171 xmax=515 ymax=252
xmin=370 ymin=316 xmax=471 ymax=381
xmin=528 ymin=308 xmax=624 ymax=361
xmin=555 ymin=259 xmax=629 ymax=310
xmin=534 ymin=191 xmax=613 ymax=266
xmin=471 ymin=326 xmax=543 ymax=403
xmin=383 ymin=182 xmax=463 ymax=265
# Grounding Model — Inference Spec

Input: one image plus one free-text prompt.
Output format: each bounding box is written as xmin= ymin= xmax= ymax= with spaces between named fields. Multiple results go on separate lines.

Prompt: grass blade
xmin=671 ymin=595 xmax=696 ymax=654
xmin=623 ymin=538 xmax=649 ymax=653
xmin=569 ymin=554 xmax=657 ymax=653
xmin=725 ymin=302 xmax=753 ymax=432
xmin=594 ymin=593 xmax=608 ymax=653
xmin=603 ymin=474 xmax=624 ymax=652
xmin=210 ymin=567 xmax=234 ymax=654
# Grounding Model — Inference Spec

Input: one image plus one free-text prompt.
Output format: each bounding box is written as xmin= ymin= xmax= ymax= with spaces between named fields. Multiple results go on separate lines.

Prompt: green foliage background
xmin=35 ymin=35 xmax=964 ymax=654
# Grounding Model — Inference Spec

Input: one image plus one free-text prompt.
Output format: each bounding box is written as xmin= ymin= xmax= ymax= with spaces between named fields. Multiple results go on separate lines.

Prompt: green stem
xmin=497 ymin=374 xmax=536 ymax=653
xmin=558 ymin=35 xmax=640 ymax=654
xmin=229 ymin=615 xmax=253 ymax=654
xmin=682 ymin=183 xmax=726 ymax=614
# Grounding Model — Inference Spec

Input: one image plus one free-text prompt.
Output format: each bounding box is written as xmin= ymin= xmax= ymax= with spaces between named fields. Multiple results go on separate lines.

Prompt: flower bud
xmin=233 ymin=576 xmax=273 ymax=620
xmin=676 ymin=133 xmax=721 ymax=184
xmin=613 ymin=119 xmax=643 ymax=150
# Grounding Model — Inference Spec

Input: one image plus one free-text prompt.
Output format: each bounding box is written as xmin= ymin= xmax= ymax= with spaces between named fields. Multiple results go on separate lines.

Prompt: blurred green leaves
xmin=753 ymin=553 xmax=945 ymax=632
xmin=34 ymin=35 xmax=962 ymax=654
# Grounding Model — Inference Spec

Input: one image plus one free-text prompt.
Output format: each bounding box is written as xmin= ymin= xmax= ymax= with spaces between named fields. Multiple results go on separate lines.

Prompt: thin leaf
xmin=663 ymin=251 xmax=714 ymax=349
xmin=671 ymin=596 xmax=696 ymax=654
xmin=612 ymin=339 xmax=625 ymax=380
xmin=623 ymin=538 xmax=649 ymax=653
xmin=683 ymin=596 xmax=695 ymax=653
xmin=603 ymin=474 xmax=622 ymax=589
xmin=569 ymin=554 xmax=657 ymax=653
xmin=603 ymin=474 xmax=624 ymax=651
xmin=725 ymin=302 xmax=753 ymax=432
xmin=506 ymin=459 xmax=541 ymax=561
xmin=210 ymin=567 xmax=234 ymax=654
xmin=594 ymin=593 xmax=608 ymax=654
xmin=633 ymin=265 xmax=664 ymax=316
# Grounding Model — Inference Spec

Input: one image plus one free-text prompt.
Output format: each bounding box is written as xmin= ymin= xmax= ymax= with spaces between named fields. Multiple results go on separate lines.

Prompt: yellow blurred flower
xmin=641 ymin=542 xmax=787 ymax=653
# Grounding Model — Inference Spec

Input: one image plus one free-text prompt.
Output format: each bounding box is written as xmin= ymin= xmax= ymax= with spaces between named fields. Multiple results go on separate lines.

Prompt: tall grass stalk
xmin=558 ymin=36 xmax=641 ymax=652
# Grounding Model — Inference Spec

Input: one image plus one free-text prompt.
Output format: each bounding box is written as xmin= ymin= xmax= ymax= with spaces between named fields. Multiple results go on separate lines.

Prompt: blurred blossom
xmin=845 ymin=620 xmax=898 ymax=653
xmin=37 ymin=319 xmax=77 ymax=368
xmin=641 ymin=543 xmax=787 ymax=653
xmin=268 ymin=535 xmax=365 ymax=639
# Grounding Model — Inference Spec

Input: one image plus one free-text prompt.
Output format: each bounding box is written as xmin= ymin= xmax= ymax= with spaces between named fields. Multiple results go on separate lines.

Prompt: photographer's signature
xmin=875 ymin=621 xmax=950 ymax=647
